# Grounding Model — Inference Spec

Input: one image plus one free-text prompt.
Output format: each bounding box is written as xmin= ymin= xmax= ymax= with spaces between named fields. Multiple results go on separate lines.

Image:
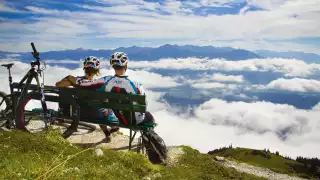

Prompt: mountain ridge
xmin=1 ymin=44 xmax=261 ymax=61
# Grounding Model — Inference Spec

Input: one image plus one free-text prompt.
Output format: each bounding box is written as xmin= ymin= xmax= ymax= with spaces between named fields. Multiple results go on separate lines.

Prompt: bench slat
xmin=12 ymin=83 xmax=146 ymax=105
xmin=78 ymin=101 xmax=146 ymax=112
xmin=60 ymin=88 xmax=146 ymax=105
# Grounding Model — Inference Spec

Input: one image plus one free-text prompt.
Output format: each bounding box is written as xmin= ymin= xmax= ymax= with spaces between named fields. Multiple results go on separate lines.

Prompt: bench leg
xmin=136 ymin=131 xmax=144 ymax=154
xmin=129 ymin=130 xmax=137 ymax=151
xmin=62 ymin=103 xmax=79 ymax=139
xmin=129 ymin=129 xmax=132 ymax=150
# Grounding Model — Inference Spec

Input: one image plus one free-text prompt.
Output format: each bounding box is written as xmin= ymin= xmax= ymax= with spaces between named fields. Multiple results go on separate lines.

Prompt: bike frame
xmin=2 ymin=43 xmax=50 ymax=128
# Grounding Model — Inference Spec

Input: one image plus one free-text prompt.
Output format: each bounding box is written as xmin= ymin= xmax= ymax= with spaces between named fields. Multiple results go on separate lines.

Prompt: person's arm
xmin=55 ymin=75 xmax=77 ymax=87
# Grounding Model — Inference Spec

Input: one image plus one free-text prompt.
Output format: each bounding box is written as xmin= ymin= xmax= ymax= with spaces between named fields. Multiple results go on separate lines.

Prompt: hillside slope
xmin=0 ymin=129 xmax=264 ymax=180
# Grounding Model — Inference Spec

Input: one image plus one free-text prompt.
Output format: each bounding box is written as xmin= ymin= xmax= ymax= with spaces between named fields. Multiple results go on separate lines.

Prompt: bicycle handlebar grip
xmin=31 ymin=42 xmax=38 ymax=54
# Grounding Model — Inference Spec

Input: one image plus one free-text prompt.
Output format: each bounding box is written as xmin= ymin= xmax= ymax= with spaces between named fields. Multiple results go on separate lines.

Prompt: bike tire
xmin=15 ymin=91 xmax=96 ymax=135
xmin=0 ymin=91 xmax=12 ymax=127
xmin=15 ymin=91 xmax=52 ymax=132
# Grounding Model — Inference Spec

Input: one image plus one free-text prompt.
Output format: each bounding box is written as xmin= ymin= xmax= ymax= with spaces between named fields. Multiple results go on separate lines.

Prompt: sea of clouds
xmin=0 ymin=57 xmax=319 ymax=159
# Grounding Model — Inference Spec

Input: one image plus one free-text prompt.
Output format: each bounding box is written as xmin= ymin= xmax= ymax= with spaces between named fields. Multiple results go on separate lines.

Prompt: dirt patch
xmin=66 ymin=126 xmax=139 ymax=151
xmin=165 ymin=146 xmax=184 ymax=167
xmin=214 ymin=158 xmax=307 ymax=180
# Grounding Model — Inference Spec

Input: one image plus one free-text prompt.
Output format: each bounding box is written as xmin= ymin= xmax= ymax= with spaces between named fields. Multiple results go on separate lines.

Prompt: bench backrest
xmin=59 ymin=87 xmax=146 ymax=112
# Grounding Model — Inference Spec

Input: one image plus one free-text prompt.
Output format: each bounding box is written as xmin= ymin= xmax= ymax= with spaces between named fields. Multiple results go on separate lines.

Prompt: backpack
xmin=141 ymin=130 xmax=168 ymax=165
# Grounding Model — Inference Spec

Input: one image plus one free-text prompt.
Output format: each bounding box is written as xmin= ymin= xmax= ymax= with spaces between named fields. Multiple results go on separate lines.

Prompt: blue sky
xmin=0 ymin=0 xmax=319 ymax=53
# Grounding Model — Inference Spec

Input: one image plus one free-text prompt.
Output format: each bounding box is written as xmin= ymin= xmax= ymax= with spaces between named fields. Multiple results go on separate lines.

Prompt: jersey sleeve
xmin=135 ymin=80 xmax=145 ymax=95
xmin=135 ymin=80 xmax=148 ymax=106
xmin=99 ymin=76 xmax=114 ymax=92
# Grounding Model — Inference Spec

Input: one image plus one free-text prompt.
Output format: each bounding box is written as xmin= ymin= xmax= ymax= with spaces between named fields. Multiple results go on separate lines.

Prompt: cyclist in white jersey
xmin=55 ymin=56 xmax=119 ymax=138
xmin=94 ymin=52 xmax=154 ymax=126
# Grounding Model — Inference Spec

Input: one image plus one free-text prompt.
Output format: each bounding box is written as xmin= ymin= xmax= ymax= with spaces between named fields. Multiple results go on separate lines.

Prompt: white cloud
xmin=95 ymin=0 xmax=144 ymax=5
xmin=197 ymin=0 xmax=244 ymax=7
xmin=126 ymin=70 xmax=182 ymax=88
xmin=130 ymin=57 xmax=320 ymax=77
xmin=0 ymin=2 xmax=24 ymax=13
xmin=93 ymin=0 xmax=320 ymax=40
xmin=25 ymin=6 xmax=68 ymax=15
xmin=312 ymin=102 xmax=320 ymax=111
xmin=212 ymin=73 xmax=244 ymax=83
xmin=1 ymin=0 xmax=320 ymax=53
xmin=192 ymin=82 xmax=238 ymax=89
xmin=44 ymin=59 xmax=81 ymax=64
xmin=267 ymin=78 xmax=320 ymax=93
xmin=156 ymin=98 xmax=320 ymax=159
xmin=246 ymin=0 xmax=287 ymax=10
xmin=1 ymin=60 xmax=320 ymax=159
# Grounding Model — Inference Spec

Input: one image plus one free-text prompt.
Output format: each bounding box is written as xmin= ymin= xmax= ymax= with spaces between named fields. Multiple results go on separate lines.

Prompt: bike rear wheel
xmin=0 ymin=91 xmax=12 ymax=127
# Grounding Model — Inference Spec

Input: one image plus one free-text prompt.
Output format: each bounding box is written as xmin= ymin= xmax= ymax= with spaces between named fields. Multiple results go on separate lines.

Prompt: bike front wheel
xmin=15 ymin=90 xmax=96 ymax=136
xmin=15 ymin=91 xmax=57 ymax=133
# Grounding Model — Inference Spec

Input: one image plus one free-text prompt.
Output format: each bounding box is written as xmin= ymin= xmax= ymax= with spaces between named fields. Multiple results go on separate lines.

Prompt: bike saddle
xmin=1 ymin=63 xmax=14 ymax=68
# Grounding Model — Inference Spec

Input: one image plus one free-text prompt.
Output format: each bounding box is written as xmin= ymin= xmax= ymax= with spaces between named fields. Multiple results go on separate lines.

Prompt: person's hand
xmin=66 ymin=75 xmax=76 ymax=86
xmin=55 ymin=75 xmax=76 ymax=87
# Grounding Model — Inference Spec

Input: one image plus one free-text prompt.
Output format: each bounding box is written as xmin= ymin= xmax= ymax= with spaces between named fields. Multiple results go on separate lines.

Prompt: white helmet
xmin=110 ymin=52 xmax=128 ymax=67
xmin=83 ymin=56 xmax=100 ymax=70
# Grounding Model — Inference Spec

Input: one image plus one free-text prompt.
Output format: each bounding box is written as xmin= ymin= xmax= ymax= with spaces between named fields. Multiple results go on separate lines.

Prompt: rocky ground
xmin=64 ymin=125 xmax=184 ymax=167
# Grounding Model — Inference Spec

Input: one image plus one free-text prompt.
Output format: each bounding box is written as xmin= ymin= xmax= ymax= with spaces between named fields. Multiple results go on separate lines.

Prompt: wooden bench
xmin=58 ymin=87 xmax=156 ymax=150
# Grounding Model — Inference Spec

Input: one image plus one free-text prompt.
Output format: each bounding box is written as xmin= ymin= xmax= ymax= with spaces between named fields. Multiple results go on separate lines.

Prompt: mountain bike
xmin=0 ymin=43 xmax=96 ymax=135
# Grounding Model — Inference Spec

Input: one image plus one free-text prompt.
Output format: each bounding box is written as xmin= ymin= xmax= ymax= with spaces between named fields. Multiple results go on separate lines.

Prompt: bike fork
xmin=35 ymin=74 xmax=51 ymax=129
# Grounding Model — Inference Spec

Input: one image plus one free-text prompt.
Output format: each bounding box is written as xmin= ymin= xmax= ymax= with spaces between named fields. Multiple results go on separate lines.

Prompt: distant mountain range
xmin=1 ymin=44 xmax=261 ymax=61
xmin=0 ymin=44 xmax=319 ymax=63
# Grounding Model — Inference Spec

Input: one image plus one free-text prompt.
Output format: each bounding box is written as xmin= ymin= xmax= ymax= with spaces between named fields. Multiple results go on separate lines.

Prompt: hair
xmin=84 ymin=67 xmax=100 ymax=76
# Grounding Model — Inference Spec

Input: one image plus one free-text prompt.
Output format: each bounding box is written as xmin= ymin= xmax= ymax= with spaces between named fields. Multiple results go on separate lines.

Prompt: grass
xmin=209 ymin=147 xmax=317 ymax=179
xmin=0 ymin=129 xmax=266 ymax=180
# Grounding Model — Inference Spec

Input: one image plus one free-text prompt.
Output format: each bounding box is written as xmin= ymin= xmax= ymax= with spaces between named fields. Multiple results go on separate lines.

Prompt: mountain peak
xmin=159 ymin=44 xmax=179 ymax=48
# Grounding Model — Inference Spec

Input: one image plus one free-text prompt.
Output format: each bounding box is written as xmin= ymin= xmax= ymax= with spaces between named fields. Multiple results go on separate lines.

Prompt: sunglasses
xmin=84 ymin=62 xmax=96 ymax=67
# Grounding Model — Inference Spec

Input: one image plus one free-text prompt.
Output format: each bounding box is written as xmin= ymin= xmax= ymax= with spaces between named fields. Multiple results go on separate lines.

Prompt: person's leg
xmin=137 ymin=111 xmax=155 ymax=125
xmin=109 ymin=126 xmax=119 ymax=133
xmin=144 ymin=111 xmax=155 ymax=123
xmin=96 ymin=108 xmax=119 ymax=124
xmin=99 ymin=124 xmax=111 ymax=137
xmin=97 ymin=108 xmax=120 ymax=138
xmin=135 ymin=111 xmax=155 ymax=125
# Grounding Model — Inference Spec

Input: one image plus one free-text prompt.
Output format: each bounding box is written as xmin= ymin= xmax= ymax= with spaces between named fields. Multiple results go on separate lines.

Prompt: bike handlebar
xmin=31 ymin=43 xmax=37 ymax=54
xmin=31 ymin=42 xmax=40 ymax=61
